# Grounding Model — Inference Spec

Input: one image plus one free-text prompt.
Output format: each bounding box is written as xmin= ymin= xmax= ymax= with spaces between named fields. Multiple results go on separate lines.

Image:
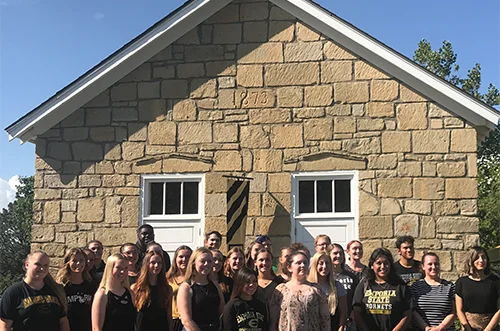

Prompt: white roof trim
xmin=6 ymin=0 xmax=499 ymax=143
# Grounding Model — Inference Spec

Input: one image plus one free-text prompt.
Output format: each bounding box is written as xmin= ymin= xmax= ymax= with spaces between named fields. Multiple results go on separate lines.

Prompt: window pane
xmin=298 ymin=181 xmax=314 ymax=213
xmin=183 ymin=182 xmax=199 ymax=214
xmin=335 ymin=180 xmax=351 ymax=212
xmin=149 ymin=183 xmax=164 ymax=215
xmin=165 ymin=182 xmax=181 ymax=215
xmin=317 ymin=180 xmax=333 ymax=212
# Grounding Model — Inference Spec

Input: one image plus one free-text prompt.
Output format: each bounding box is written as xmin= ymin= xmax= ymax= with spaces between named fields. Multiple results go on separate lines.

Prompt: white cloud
xmin=0 ymin=175 xmax=20 ymax=211
xmin=93 ymin=12 xmax=104 ymax=21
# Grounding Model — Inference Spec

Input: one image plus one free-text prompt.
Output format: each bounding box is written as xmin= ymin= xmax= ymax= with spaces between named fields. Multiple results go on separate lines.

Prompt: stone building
xmin=6 ymin=0 xmax=500 ymax=277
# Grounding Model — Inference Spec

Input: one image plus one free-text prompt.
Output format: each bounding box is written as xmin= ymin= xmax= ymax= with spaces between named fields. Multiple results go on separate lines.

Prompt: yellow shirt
xmin=168 ymin=279 xmax=181 ymax=319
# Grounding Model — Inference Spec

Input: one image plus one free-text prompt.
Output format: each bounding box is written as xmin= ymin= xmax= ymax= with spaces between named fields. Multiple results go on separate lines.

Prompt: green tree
xmin=414 ymin=40 xmax=500 ymax=249
xmin=0 ymin=176 xmax=34 ymax=294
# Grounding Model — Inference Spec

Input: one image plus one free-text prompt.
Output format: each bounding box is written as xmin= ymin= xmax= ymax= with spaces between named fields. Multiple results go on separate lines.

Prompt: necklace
xmin=375 ymin=281 xmax=389 ymax=290
xmin=197 ymin=282 xmax=211 ymax=295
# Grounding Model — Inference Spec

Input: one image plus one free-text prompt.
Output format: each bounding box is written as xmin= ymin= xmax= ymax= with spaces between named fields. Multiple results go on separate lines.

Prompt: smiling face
xmin=372 ymin=255 xmax=390 ymax=282
xmin=347 ymin=241 xmax=363 ymax=261
xmin=288 ymin=253 xmax=309 ymax=281
xmin=473 ymin=252 xmax=488 ymax=272
xmin=112 ymin=258 xmax=129 ymax=281
xmin=83 ymin=250 xmax=95 ymax=271
xmin=330 ymin=246 xmax=344 ymax=267
xmin=88 ymin=242 xmax=103 ymax=260
xmin=25 ymin=252 xmax=49 ymax=282
xmin=122 ymin=245 xmax=139 ymax=265
xmin=315 ymin=239 xmax=329 ymax=253
xmin=251 ymin=243 xmax=264 ymax=261
xmin=242 ymin=275 xmax=258 ymax=297
xmin=256 ymin=251 xmax=272 ymax=274
xmin=69 ymin=252 xmax=86 ymax=274
xmin=212 ymin=250 xmax=224 ymax=273
xmin=148 ymin=254 xmax=163 ymax=276
xmin=398 ymin=242 xmax=415 ymax=261
xmin=195 ymin=252 xmax=213 ymax=276
xmin=139 ymin=227 xmax=154 ymax=246
xmin=316 ymin=255 xmax=330 ymax=278
xmin=229 ymin=252 xmax=244 ymax=272
xmin=279 ymin=249 xmax=291 ymax=265
xmin=176 ymin=249 xmax=191 ymax=272
xmin=206 ymin=234 xmax=221 ymax=249
xmin=422 ymin=255 xmax=440 ymax=278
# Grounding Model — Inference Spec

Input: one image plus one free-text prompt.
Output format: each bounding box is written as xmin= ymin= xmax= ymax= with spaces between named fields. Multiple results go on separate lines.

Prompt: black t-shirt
xmin=136 ymin=285 xmax=169 ymax=331
xmin=344 ymin=264 xmax=369 ymax=283
xmin=255 ymin=276 xmax=284 ymax=304
xmin=333 ymin=270 xmax=359 ymax=315
xmin=0 ymin=281 xmax=66 ymax=331
xmin=353 ymin=280 xmax=412 ymax=331
xmin=191 ymin=281 xmax=220 ymax=326
xmin=220 ymin=275 xmax=235 ymax=303
xmin=392 ymin=261 xmax=423 ymax=286
xmin=222 ymin=297 xmax=269 ymax=331
xmin=455 ymin=274 xmax=500 ymax=314
xmin=64 ymin=281 xmax=93 ymax=331
xmin=102 ymin=288 xmax=136 ymax=331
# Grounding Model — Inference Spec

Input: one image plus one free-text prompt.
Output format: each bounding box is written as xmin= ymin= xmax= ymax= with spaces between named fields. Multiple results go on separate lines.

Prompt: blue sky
xmin=0 ymin=0 xmax=498 ymax=205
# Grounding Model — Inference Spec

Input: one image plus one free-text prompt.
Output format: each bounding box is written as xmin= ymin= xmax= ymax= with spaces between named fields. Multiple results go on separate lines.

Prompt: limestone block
xmin=205 ymin=173 xmax=226 ymax=194
xmin=269 ymin=5 xmax=294 ymax=20
xmin=47 ymin=142 xmax=71 ymax=161
xmin=205 ymin=4 xmax=239 ymax=23
xmin=62 ymin=128 xmax=88 ymax=142
xmin=237 ymin=65 xmax=263 ymax=87
xmin=125 ymin=123 xmax=146 ymax=142
xmin=265 ymin=63 xmax=319 ymax=86
xmin=433 ymin=201 xmax=459 ymax=216
xmin=326 ymin=105 xmax=351 ymax=116
xmin=214 ymin=23 xmax=242 ymax=44
xmin=162 ymin=159 xmax=211 ymax=173
xmin=413 ymin=130 xmax=450 ymax=154
xmin=153 ymin=66 xmax=175 ymax=79
xmin=122 ymin=142 xmax=144 ymax=161
xmin=464 ymin=234 xmax=480 ymax=249
xmin=450 ymin=129 xmax=477 ymax=152
xmin=430 ymin=119 xmax=443 ymax=129
xmin=103 ymin=144 xmax=120 ymax=161
xmin=356 ymin=118 xmax=385 ymax=132
xmin=111 ymin=108 xmax=137 ymax=122
xmin=99 ymin=228 xmax=137 ymax=246
xmin=138 ymin=99 xmax=167 ymax=122
xmin=105 ymin=197 xmax=122 ymax=224
xmin=445 ymin=178 xmax=478 ymax=199
xmin=284 ymin=42 xmax=323 ymax=62
xmin=121 ymin=196 xmax=139 ymax=227
xmin=397 ymin=103 xmax=428 ymax=130
xmin=77 ymin=198 xmax=104 ymax=222
xmin=268 ymin=173 xmax=291 ymax=193
xmin=248 ymin=109 xmax=290 ymax=125
xmin=323 ymin=42 xmax=356 ymax=60
xmin=444 ymin=117 xmax=464 ymax=128
xmin=429 ymin=103 xmax=452 ymax=117
xmin=177 ymin=63 xmax=205 ymax=78
xmin=296 ymin=22 xmax=320 ymax=41
xmin=214 ymin=123 xmax=238 ymax=143
xmin=334 ymin=117 xmax=356 ymax=133
xmin=185 ymin=45 xmax=224 ymax=62
xmin=191 ymin=79 xmax=217 ymax=98
xmin=79 ymin=175 xmax=102 ymax=188
xmin=400 ymin=85 xmax=426 ymax=102
xmin=320 ymin=61 xmax=352 ymax=83
xmin=380 ymin=198 xmax=401 ymax=215
xmin=271 ymin=124 xmax=303 ymax=148
xmin=405 ymin=200 xmax=431 ymax=215
xmin=294 ymin=108 xmax=325 ymax=119
xmin=138 ymin=82 xmax=160 ymax=99
xmin=254 ymin=149 xmax=282 ymax=172
xmin=422 ymin=162 xmax=437 ymax=177
xmin=277 ymin=87 xmax=303 ymax=107
xmin=368 ymin=154 xmax=397 ymax=170
xmin=366 ymin=102 xmax=394 ymax=118
xmin=172 ymin=100 xmax=197 ymax=121
xmin=250 ymin=173 xmax=267 ymax=193
xmin=217 ymin=89 xmax=235 ymax=109
xmin=240 ymin=2 xmax=268 ymax=21
xmin=269 ymin=21 xmax=294 ymax=42
xmin=304 ymin=119 xmax=333 ymax=140
xmin=262 ymin=193 xmax=290 ymax=216
xmin=378 ymin=178 xmax=412 ymax=198
xmin=436 ymin=162 xmax=466 ymax=177
xmin=415 ymin=239 xmax=442 ymax=250
xmin=297 ymin=156 xmax=366 ymax=171
xmin=120 ymin=63 xmax=151 ymax=82
xmin=459 ymin=200 xmax=478 ymax=216
xmin=413 ymin=178 xmax=444 ymax=200
xmin=355 ymin=62 xmax=389 ymax=80
xmin=334 ymin=82 xmax=369 ymax=103
xmin=34 ymin=189 xmax=61 ymax=200
xmin=111 ymin=83 xmax=137 ymax=101
xmin=243 ymin=21 xmax=267 ymax=42
xmin=90 ymin=127 xmax=115 ymax=142
xmin=467 ymin=154 xmax=477 ymax=177
xmin=102 ymin=175 xmax=125 ymax=187
xmin=359 ymin=216 xmax=393 ymax=238
xmin=442 ymin=239 xmax=464 ymax=250
xmin=213 ymin=151 xmax=243 ymax=171
xmin=371 ymin=80 xmax=398 ymax=101
xmin=206 ymin=61 xmax=236 ymax=77
xmin=32 ymin=225 xmax=55 ymax=243
xmin=394 ymin=214 xmax=419 ymax=237
xmin=205 ymin=194 xmax=226 ymax=217
xmin=238 ymin=43 xmax=283 ymax=64
xmin=342 ymin=137 xmax=381 ymax=155
xmin=72 ymin=142 xmax=103 ymax=161
xmin=178 ymin=122 xmax=212 ymax=144
xmin=359 ymin=191 xmax=379 ymax=216
xmin=398 ymin=162 xmax=422 ymax=177
xmin=43 ymin=201 xmax=61 ymax=224
xmin=44 ymin=175 xmax=77 ymax=189
xmin=240 ymin=126 xmax=270 ymax=148
xmin=436 ymin=217 xmax=479 ymax=233
xmin=420 ymin=216 xmax=436 ymax=238
xmin=304 ymin=85 xmax=333 ymax=107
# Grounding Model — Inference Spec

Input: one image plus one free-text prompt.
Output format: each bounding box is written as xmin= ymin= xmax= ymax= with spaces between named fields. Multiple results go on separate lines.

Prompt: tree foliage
xmin=414 ymin=40 xmax=500 ymax=249
xmin=0 ymin=176 xmax=34 ymax=294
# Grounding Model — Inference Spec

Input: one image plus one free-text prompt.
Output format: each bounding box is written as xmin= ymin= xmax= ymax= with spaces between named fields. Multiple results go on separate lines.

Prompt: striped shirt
xmin=410 ymin=279 xmax=455 ymax=331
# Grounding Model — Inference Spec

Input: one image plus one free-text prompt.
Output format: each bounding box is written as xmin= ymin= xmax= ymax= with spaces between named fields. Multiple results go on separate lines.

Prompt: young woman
xmin=308 ymin=252 xmax=347 ymax=331
xmin=0 ymin=250 xmax=69 ymax=331
xmin=56 ymin=248 xmax=94 ymax=331
xmin=269 ymin=251 xmax=330 ymax=331
xmin=166 ymin=245 xmax=193 ymax=331
xmin=245 ymin=241 xmax=264 ymax=270
xmin=177 ymin=247 xmax=225 ymax=331
xmin=120 ymin=243 xmax=139 ymax=285
xmin=91 ymin=253 xmax=136 ymax=331
xmin=254 ymin=249 xmax=283 ymax=304
xmin=314 ymin=234 xmax=332 ymax=253
xmin=222 ymin=247 xmax=245 ymax=300
xmin=328 ymin=243 xmax=358 ymax=330
xmin=211 ymin=249 xmax=232 ymax=303
xmin=275 ymin=246 xmax=291 ymax=282
xmin=410 ymin=252 xmax=455 ymax=331
xmin=352 ymin=248 xmax=411 ymax=331
xmin=131 ymin=250 xmax=173 ymax=331
xmin=455 ymin=246 xmax=500 ymax=331
xmin=222 ymin=267 xmax=269 ymax=331
xmin=345 ymin=240 xmax=368 ymax=282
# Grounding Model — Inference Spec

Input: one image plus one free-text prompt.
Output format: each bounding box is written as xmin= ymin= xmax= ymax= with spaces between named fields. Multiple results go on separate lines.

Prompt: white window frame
xmin=291 ymin=171 xmax=358 ymax=242
xmin=140 ymin=174 xmax=205 ymax=222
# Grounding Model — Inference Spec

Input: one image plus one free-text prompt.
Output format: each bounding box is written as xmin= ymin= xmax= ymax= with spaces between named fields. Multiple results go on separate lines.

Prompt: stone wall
xmin=32 ymin=0 xmax=479 ymax=277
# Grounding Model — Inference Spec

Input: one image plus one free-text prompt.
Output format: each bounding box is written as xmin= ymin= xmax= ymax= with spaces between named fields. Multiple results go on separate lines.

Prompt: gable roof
xmin=6 ymin=0 xmax=500 ymax=143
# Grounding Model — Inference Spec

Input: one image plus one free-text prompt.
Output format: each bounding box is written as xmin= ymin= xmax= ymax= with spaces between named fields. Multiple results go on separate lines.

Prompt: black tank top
xmin=191 ymin=281 xmax=220 ymax=326
xmin=103 ymin=288 xmax=136 ymax=331
xmin=136 ymin=286 xmax=169 ymax=331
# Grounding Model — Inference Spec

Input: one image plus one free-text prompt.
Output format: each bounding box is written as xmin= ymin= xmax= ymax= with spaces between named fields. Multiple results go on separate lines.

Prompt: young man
xmin=135 ymin=224 xmax=171 ymax=271
xmin=87 ymin=240 xmax=105 ymax=282
xmin=204 ymin=231 xmax=222 ymax=250
xmin=393 ymin=235 xmax=423 ymax=286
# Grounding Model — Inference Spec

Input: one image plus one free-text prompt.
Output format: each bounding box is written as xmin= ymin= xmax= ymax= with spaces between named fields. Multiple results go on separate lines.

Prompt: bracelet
xmin=438 ymin=323 xmax=445 ymax=329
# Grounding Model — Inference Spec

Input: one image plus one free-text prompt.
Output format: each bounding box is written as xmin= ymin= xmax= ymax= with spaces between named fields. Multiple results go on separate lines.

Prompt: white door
xmin=291 ymin=172 xmax=358 ymax=253
xmin=141 ymin=174 xmax=204 ymax=258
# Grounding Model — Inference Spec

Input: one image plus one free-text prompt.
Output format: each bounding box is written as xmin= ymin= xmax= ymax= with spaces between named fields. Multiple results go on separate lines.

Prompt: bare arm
xmin=392 ymin=309 xmax=411 ymax=331
xmin=455 ymin=294 xmax=472 ymax=331
xmin=433 ymin=302 xmax=456 ymax=331
xmin=177 ymin=283 xmax=200 ymax=331
xmin=0 ymin=318 xmax=13 ymax=331
xmin=59 ymin=316 xmax=70 ymax=331
xmin=92 ymin=288 xmax=108 ymax=331
xmin=337 ymin=295 xmax=347 ymax=331
xmin=484 ymin=298 xmax=500 ymax=331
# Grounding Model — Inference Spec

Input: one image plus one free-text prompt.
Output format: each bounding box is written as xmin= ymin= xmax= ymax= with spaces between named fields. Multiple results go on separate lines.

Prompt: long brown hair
xmin=224 ymin=247 xmax=245 ymax=278
xmin=133 ymin=250 xmax=171 ymax=311
xmin=166 ymin=245 xmax=192 ymax=281
xmin=462 ymin=246 xmax=492 ymax=276
xmin=231 ymin=267 xmax=257 ymax=299
xmin=245 ymin=241 xmax=263 ymax=269
xmin=56 ymin=248 xmax=91 ymax=285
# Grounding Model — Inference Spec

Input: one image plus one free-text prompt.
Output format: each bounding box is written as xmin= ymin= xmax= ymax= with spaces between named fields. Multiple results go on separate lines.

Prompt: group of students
xmin=0 ymin=226 xmax=499 ymax=331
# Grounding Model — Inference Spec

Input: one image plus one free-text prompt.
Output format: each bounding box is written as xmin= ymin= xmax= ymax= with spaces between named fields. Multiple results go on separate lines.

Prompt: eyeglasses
xmin=316 ymin=243 xmax=328 ymax=247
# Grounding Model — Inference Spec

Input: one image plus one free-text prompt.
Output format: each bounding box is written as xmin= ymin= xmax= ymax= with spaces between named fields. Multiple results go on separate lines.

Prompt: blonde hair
xmin=99 ymin=253 xmax=130 ymax=293
xmin=166 ymin=245 xmax=192 ymax=281
xmin=307 ymin=252 xmax=338 ymax=314
xmin=184 ymin=247 xmax=212 ymax=285
xmin=56 ymin=248 xmax=91 ymax=285
xmin=314 ymin=234 xmax=332 ymax=246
